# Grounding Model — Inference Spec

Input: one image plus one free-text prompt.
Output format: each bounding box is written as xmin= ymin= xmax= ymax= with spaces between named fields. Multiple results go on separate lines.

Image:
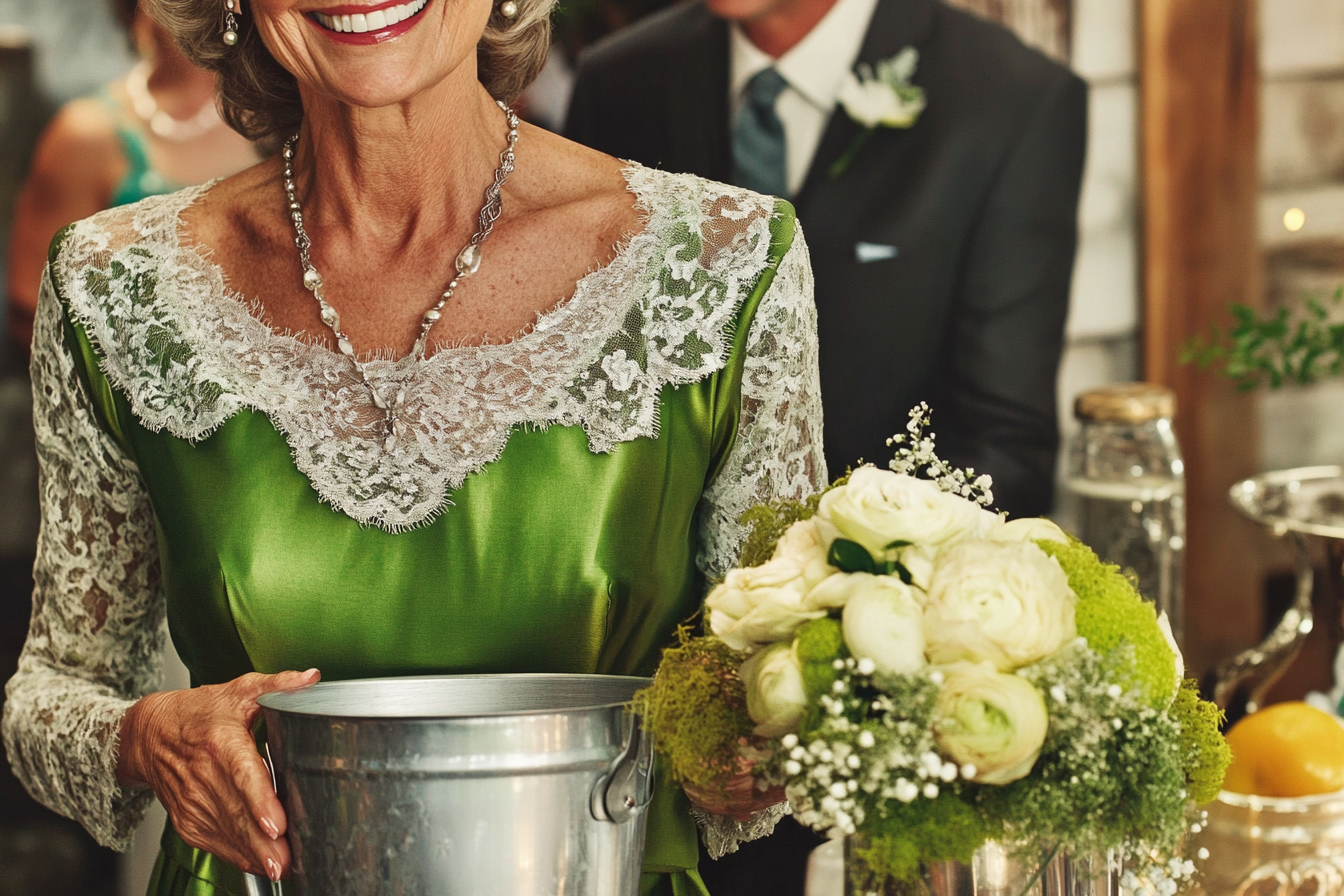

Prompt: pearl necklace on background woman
xmin=281 ymin=101 xmax=521 ymax=452
xmin=124 ymin=61 xmax=224 ymax=142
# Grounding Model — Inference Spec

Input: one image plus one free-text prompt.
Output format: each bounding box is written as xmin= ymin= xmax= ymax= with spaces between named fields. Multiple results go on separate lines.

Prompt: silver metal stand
xmin=1222 ymin=465 xmax=1344 ymax=711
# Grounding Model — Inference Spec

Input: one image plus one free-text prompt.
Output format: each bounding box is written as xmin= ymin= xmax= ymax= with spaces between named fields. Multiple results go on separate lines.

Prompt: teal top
xmin=4 ymin=166 xmax=825 ymax=896
xmin=93 ymin=88 xmax=183 ymax=207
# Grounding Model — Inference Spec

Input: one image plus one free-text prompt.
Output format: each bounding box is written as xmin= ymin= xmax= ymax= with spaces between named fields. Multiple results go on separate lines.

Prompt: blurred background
xmin=0 ymin=0 xmax=1339 ymax=892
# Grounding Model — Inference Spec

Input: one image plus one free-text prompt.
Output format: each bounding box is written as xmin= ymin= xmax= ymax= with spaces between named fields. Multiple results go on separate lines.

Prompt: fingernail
xmin=304 ymin=668 xmax=319 ymax=677
xmin=265 ymin=857 xmax=281 ymax=882
xmin=260 ymin=817 xmax=279 ymax=839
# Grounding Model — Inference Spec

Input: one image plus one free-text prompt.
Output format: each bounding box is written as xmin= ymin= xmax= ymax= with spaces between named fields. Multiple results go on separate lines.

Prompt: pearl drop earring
xmin=500 ymin=1 xmax=519 ymax=18
xmin=223 ymin=0 xmax=239 ymax=45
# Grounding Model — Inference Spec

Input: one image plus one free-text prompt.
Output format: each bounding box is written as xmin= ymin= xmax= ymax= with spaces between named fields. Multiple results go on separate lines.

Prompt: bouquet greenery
xmin=638 ymin=406 xmax=1230 ymax=892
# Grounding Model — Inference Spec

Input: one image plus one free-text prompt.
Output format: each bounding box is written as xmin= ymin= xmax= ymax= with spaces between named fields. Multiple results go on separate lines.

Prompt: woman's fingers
xmin=236 ymin=667 xmax=322 ymax=699
xmin=229 ymin=668 xmax=321 ymax=724
xmin=171 ymin=762 xmax=287 ymax=877
xmin=120 ymin=668 xmax=322 ymax=879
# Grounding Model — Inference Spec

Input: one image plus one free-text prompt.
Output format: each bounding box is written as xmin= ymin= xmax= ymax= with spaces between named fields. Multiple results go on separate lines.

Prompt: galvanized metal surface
xmin=256 ymin=674 xmax=654 ymax=896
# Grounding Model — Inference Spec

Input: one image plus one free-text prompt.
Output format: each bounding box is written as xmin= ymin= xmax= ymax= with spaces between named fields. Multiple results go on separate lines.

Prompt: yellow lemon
xmin=1223 ymin=701 xmax=1344 ymax=797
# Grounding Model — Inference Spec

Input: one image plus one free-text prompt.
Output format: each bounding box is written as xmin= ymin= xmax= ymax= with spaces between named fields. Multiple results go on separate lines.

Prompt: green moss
xmin=632 ymin=628 xmax=754 ymax=793
xmin=736 ymin=473 xmax=850 ymax=568
xmin=853 ymin=796 xmax=996 ymax=884
xmin=1039 ymin=539 xmax=1178 ymax=708
xmin=796 ymin=617 xmax=845 ymax=663
xmin=796 ymin=618 xmax=846 ymax=734
xmin=737 ymin=496 xmax=822 ymax=568
xmin=1171 ymin=678 xmax=1232 ymax=804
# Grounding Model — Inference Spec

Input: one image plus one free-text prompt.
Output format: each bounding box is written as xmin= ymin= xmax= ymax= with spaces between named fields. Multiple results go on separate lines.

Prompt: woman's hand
xmin=116 ymin=669 xmax=321 ymax=881
xmin=683 ymin=752 xmax=787 ymax=822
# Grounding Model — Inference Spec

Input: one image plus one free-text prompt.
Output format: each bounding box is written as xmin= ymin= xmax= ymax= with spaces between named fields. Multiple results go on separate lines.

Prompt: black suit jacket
xmin=565 ymin=0 xmax=1087 ymax=517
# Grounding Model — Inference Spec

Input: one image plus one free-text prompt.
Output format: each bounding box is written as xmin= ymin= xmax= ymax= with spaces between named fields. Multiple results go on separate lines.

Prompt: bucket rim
xmin=256 ymin=672 xmax=653 ymax=720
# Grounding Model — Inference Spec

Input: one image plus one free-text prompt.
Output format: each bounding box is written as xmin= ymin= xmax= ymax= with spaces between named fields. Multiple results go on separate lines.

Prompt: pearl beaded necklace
xmin=282 ymin=102 xmax=520 ymax=451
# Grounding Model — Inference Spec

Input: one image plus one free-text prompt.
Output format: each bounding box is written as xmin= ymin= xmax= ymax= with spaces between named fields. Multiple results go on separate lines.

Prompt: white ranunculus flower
xmin=817 ymin=467 xmax=988 ymax=560
xmin=899 ymin=544 xmax=938 ymax=591
xmin=707 ymin=520 xmax=833 ymax=653
xmin=933 ymin=661 xmax=1049 ymax=785
xmin=771 ymin=518 xmax=837 ymax=581
xmin=990 ymin=517 xmax=1069 ymax=546
xmin=923 ymin=540 xmax=1076 ymax=671
xmin=740 ymin=641 xmax=809 ymax=737
xmin=832 ymin=573 xmax=927 ymax=675
xmin=1157 ymin=611 xmax=1185 ymax=699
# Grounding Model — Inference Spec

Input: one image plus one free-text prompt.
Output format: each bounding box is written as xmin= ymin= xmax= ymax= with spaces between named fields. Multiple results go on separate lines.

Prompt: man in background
xmin=564 ymin=0 xmax=1087 ymax=521
xmin=565 ymin=0 xmax=1086 ymax=892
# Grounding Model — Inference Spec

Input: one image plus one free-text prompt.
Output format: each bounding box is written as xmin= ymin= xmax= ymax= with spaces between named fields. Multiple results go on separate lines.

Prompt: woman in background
xmin=5 ymin=0 xmax=256 ymax=350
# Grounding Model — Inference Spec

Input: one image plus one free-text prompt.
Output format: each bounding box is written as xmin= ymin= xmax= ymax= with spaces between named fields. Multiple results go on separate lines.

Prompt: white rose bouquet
xmin=637 ymin=405 xmax=1231 ymax=893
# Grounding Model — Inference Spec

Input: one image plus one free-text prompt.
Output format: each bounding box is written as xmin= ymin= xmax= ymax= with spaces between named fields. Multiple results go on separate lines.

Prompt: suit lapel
xmin=794 ymin=0 xmax=937 ymax=206
xmin=666 ymin=5 xmax=732 ymax=182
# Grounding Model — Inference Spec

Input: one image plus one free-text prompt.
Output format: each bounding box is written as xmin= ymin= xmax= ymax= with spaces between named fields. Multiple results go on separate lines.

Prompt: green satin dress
xmin=25 ymin=168 xmax=823 ymax=896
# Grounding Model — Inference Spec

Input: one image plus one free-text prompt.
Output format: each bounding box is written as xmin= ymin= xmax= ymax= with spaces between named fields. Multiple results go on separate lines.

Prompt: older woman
xmin=0 ymin=0 xmax=823 ymax=893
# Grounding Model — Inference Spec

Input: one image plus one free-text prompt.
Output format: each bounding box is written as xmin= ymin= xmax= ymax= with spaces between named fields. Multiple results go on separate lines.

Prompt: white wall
xmin=1259 ymin=0 xmax=1344 ymax=472
xmin=1052 ymin=0 xmax=1142 ymax=521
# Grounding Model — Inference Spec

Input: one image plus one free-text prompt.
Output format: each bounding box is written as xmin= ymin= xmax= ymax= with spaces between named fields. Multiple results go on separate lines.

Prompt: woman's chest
xmin=126 ymin=391 xmax=720 ymax=684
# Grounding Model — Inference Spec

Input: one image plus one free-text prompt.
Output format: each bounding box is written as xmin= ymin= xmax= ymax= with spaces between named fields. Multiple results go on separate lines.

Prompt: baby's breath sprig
xmin=887 ymin=403 xmax=995 ymax=507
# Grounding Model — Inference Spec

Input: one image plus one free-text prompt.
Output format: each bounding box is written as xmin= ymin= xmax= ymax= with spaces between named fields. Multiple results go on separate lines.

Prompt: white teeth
xmin=313 ymin=0 xmax=425 ymax=33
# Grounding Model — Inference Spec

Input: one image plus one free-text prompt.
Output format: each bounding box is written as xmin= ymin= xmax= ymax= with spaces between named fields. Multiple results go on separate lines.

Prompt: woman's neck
xmin=287 ymin=77 xmax=510 ymax=250
xmin=136 ymin=21 xmax=220 ymax=120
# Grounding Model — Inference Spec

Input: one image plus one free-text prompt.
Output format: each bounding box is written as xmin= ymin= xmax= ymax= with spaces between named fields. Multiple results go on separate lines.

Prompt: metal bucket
xmin=256 ymin=673 xmax=654 ymax=896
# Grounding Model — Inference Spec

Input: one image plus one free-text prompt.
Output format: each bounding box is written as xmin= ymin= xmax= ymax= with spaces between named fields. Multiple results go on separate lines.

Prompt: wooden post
xmin=1140 ymin=0 xmax=1264 ymax=680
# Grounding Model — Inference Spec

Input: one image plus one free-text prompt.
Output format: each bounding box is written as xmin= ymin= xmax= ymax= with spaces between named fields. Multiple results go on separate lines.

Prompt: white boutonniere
xmin=830 ymin=46 xmax=927 ymax=178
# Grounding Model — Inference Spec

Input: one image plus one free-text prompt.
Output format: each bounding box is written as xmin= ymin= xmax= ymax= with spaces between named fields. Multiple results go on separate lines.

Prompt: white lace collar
xmin=56 ymin=165 xmax=779 ymax=532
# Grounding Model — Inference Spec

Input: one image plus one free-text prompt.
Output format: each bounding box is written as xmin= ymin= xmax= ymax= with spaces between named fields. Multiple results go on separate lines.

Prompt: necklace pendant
xmin=383 ymin=413 xmax=400 ymax=452
xmin=455 ymin=244 xmax=482 ymax=277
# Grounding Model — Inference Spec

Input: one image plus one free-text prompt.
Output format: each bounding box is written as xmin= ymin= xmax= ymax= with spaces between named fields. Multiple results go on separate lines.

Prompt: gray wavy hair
xmin=143 ymin=0 xmax=554 ymax=143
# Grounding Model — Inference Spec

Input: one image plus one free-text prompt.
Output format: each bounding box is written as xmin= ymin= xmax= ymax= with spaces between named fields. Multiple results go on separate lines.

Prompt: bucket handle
xmin=591 ymin=711 xmax=655 ymax=824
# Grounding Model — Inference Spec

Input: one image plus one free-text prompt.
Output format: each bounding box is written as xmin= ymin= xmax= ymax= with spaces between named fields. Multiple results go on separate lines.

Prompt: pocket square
xmin=855 ymin=242 xmax=899 ymax=263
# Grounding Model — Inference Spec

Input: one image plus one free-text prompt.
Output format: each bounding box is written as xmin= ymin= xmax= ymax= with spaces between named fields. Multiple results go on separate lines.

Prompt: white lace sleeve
xmin=1 ymin=263 xmax=165 ymax=850
xmin=692 ymin=221 xmax=826 ymax=856
xmin=696 ymin=222 xmax=827 ymax=581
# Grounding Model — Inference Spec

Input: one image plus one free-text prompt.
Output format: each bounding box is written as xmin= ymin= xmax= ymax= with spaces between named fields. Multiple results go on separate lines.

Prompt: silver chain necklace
xmin=282 ymin=100 xmax=520 ymax=451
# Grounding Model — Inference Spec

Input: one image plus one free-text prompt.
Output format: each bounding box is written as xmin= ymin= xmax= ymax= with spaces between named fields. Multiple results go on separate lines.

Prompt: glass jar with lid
xmin=1066 ymin=383 xmax=1185 ymax=642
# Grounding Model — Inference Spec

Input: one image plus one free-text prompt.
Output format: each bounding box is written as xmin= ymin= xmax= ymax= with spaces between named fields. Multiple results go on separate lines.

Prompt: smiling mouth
xmin=308 ymin=0 xmax=429 ymax=34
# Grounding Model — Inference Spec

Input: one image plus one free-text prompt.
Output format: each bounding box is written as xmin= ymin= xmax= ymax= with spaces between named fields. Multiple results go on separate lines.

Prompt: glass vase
xmin=842 ymin=839 xmax=1115 ymax=896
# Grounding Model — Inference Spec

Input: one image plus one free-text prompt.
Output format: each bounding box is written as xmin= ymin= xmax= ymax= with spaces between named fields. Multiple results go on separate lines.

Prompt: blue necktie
xmin=732 ymin=67 xmax=789 ymax=197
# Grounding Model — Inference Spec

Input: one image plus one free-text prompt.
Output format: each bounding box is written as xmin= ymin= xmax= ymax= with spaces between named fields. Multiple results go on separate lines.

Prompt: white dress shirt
xmin=728 ymin=0 xmax=880 ymax=196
